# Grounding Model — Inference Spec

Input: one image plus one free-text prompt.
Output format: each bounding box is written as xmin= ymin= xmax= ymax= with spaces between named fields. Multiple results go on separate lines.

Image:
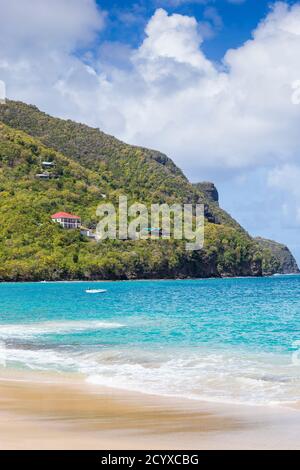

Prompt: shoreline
xmin=0 ymin=368 xmax=300 ymax=450
xmin=0 ymin=274 xmax=291 ymax=284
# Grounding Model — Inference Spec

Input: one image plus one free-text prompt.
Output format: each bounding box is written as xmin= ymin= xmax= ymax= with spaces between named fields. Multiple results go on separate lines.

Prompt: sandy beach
xmin=0 ymin=368 xmax=299 ymax=450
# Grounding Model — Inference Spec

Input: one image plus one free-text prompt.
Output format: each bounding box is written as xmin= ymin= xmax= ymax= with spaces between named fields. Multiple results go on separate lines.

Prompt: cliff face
xmin=255 ymin=237 xmax=300 ymax=275
xmin=193 ymin=182 xmax=219 ymax=205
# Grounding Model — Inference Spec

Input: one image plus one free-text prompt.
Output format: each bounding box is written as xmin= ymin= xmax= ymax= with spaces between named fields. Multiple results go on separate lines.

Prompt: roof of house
xmin=51 ymin=212 xmax=81 ymax=220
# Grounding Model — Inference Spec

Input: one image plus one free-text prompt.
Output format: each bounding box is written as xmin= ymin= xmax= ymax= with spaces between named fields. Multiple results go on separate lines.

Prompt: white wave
xmin=83 ymin=350 xmax=300 ymax=407
xmin=0 ymin=346 xmax=81 ymax=371
xmin=1 ymin=341 xmax=300 ymax=406
xmin=0 ymin=320 xmax=124 ymax=339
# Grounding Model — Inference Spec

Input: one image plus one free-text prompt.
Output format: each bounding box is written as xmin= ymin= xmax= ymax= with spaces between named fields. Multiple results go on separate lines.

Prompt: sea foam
xmin=0 ymin=320 xmax=124 ymax=339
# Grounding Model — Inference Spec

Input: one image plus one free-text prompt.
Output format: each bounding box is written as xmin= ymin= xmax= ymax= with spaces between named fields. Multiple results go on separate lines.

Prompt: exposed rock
xmin=255 ymin=237 xmax=299 ymax=275
xmin=193 ymin=182 xmax=219 ymax=205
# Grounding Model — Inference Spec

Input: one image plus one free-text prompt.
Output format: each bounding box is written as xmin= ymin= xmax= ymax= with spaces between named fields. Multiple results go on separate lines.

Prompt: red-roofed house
xmin=51 ymin=212 xmax=81 ymax=229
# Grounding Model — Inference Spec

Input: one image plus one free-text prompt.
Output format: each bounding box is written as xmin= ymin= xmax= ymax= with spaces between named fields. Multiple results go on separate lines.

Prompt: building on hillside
xmin=36 ymin=172 xmax=51 ymax=180
xmin=80 ymin=228 xmax=97 ymax=239
xmin=36 ymin=172 xmax=58 ymax=179
xmin=42 ymin=161 xmax=55 ymax=168
xmin=51 ymin=212 xmax=81 ymax=229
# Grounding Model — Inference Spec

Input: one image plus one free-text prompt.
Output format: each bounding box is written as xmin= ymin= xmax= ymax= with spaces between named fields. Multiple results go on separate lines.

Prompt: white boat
xmin=85 ymin=289 xmax=107 ymax=294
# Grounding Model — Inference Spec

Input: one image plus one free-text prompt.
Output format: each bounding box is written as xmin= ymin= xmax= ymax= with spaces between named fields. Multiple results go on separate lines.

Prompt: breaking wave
xmin=0 ymin=320 xmax=124 ymax=339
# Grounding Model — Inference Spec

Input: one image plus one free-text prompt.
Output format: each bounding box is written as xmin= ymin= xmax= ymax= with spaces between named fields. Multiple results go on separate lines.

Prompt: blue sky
xmin=1 ymin=0 xmax=300 ymax=262
xmin=97 ymin=0 xmax=295 ymax=59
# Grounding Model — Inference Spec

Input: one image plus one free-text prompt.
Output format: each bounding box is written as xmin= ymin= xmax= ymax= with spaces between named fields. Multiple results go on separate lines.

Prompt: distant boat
xmin=85 ymin=289 xmax=107 ymax=294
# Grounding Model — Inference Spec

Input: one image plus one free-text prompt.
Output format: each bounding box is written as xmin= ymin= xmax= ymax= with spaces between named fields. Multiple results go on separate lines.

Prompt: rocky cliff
xmin=255 ymin=237 xmax=299 ymax=275
xmin=193 ymin=182 xmax=219 ymax=205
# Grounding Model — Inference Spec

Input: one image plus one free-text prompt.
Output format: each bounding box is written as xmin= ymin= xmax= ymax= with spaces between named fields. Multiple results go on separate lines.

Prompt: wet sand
xmin=0 ymin=368 xmax=300 ymax=450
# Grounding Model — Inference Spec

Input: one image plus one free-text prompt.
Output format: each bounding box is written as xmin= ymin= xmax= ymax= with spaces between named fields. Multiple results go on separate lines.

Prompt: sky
xmin=1 ymin=0 xmax=300 ymax=261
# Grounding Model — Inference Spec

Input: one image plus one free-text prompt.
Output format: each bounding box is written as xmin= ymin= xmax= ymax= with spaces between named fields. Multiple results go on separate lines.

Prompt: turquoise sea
xmin=1 ymin=276 xmax=300 ymax=405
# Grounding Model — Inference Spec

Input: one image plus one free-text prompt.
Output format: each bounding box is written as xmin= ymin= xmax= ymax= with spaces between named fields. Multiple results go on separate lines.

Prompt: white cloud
xmin=267 ymin=164 xmax=300 ymax=227
xmin=0 ymin=80 xmax=5 ymax=102
xmin=268 ymin=164 xmax=300 ymax=198
xmin=92 ymin=2 xmax=300 ymax=173
xmin=0 ymin=0 xmax=105 ymax=52
xmin=134 ymin=9 xmax=214 ymax=74
xmin=0 ymin=0 xmax=105 ymax=116
xmin=1 ymin=1 xmax=300 ymax=231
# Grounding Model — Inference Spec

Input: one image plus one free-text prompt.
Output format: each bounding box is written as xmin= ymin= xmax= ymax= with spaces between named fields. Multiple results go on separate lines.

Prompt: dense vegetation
xmin=0 ymin=100 xmax=290 ymax=281
xmin=0 ymin=101 xmax=246 ymax=228
xmin=255 ymin=237 xmax=299 ymax=275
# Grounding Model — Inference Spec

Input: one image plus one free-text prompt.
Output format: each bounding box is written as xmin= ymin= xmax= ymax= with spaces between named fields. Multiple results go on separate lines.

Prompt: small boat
xmin=85 ymin=289 xmax=107 ymax=294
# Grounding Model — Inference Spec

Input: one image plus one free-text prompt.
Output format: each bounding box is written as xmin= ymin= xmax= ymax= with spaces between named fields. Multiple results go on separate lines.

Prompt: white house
xmin=51 ymin=212 xmax=81 ymax=229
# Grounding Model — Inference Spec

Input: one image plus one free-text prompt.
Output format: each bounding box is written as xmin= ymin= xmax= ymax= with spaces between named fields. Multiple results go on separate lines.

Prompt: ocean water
xmin=1 ymin=276 xmax=300 ymax=406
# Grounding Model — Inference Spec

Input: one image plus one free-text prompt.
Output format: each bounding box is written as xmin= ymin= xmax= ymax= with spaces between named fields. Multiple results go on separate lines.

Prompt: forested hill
xmin=0 ymin=100 xmax=295 ymax=281
xmin=0 ymin=100 xmax=245 ymax=228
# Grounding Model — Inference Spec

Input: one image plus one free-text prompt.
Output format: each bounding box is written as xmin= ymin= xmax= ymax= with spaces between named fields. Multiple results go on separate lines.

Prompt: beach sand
xmin=0 ymin=368 xmax=300 ymax=450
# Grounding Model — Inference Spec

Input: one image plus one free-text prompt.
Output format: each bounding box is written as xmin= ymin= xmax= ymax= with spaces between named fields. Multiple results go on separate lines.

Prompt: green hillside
xmin=0 ymin=100 xmax=246 ymax=228
xmin=0 ymin=100 xmax=283 ymax=281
